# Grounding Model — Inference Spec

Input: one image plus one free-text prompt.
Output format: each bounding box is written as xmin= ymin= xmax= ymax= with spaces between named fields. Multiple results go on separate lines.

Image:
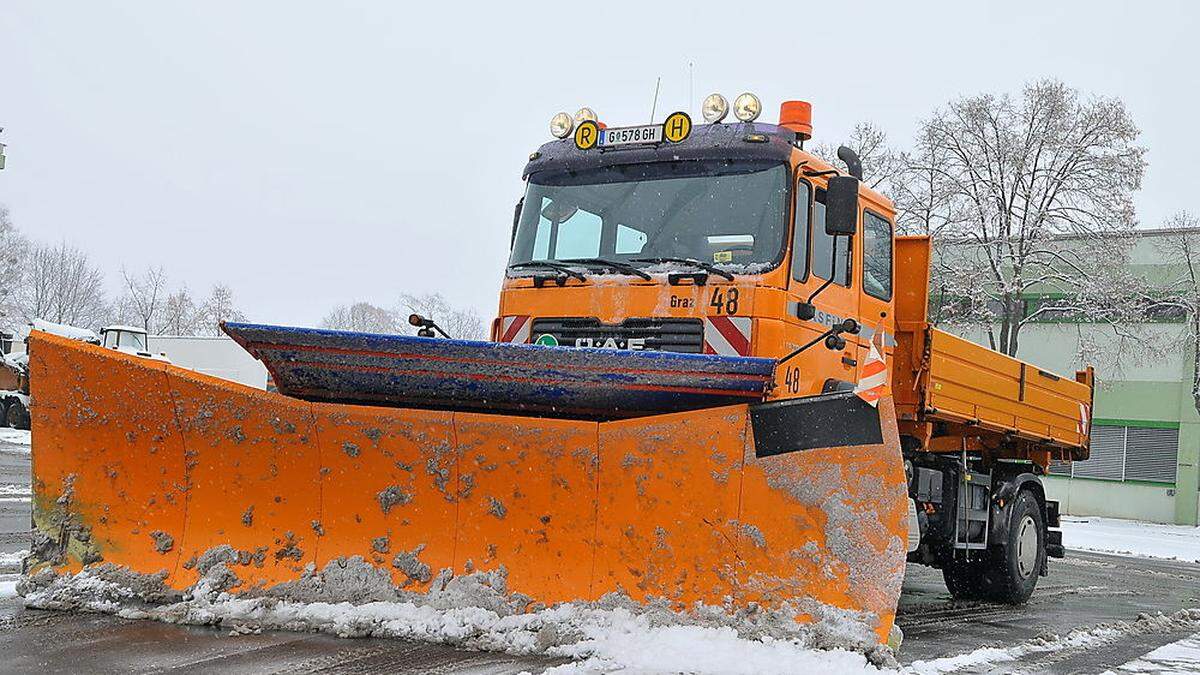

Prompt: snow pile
xmin=1062 ymin=516 xmax=1200 ymax=563
xmin=0 ymin=428 xmax=31 ymax=447
xmin=904 ymin=608 xmax=1200 ymax=674
xmin=18 ymin=556 xmax=895 ymax=674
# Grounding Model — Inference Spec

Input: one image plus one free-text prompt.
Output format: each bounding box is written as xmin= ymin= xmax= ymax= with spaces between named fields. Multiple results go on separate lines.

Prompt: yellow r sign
xmin=663 ymin=111 xmax=692 ymax=143
xmin=574 ymin=120 xmax=599 ymax=150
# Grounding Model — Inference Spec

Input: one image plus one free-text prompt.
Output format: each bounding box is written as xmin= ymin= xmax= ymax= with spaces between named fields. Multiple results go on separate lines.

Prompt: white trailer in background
xmin=150 ymin=335 xmax=268 ymax=389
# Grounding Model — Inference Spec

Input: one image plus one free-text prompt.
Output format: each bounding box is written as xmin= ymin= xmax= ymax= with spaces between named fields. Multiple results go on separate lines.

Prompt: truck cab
xmin=100 ymin=325 xmax=169 ymax=361
xmin=497 ymin=99 xmax=892 ymax=404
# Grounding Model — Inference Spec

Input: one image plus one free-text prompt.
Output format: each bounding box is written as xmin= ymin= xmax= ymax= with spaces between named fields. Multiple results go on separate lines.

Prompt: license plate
xmin=599 ymin=124 xmax=662 ymax=147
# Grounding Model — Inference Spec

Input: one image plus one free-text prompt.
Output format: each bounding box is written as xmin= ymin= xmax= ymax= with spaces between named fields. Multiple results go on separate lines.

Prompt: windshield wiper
xmin=508 ymin=261 xmax=586 ymax=282
xmin=630 ymin=257 xmax=735 ymax=281
xmin=559 ymin=258 xmax=652 ymax=280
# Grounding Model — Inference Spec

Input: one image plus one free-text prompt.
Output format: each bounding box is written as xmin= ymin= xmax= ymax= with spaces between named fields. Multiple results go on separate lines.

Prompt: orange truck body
xmin=24 ymin=105 xmax=1092 ymax=648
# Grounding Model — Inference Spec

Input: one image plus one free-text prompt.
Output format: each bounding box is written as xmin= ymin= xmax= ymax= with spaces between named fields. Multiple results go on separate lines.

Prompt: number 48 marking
xmin=709 ymin=287 xmax=739 ymax=315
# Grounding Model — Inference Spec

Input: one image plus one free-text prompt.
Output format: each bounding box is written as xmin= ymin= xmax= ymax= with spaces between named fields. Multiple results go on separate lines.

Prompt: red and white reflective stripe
xmin=854 ymin=337 xmax=890 ymax=408
xmin=1077 ymin=402 xmax=1091 ymax=436
xmin=703 ymin=317 xmax=752 ymax=356
xmin=498 ymin=315 xmax=531 ymax=343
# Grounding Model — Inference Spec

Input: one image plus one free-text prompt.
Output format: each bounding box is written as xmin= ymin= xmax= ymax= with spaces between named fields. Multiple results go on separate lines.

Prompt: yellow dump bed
xmin=922 ymin=328 xmax=1092 ymax=453
xmin=892 ymin=236 xmax=1093 ymax=461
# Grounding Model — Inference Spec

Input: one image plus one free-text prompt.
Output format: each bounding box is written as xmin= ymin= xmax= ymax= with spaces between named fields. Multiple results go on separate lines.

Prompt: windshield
xmin=106 ymin=330 xmax=147 ymax=352
xmin=509 ymin=161 xmax=788 ymax=273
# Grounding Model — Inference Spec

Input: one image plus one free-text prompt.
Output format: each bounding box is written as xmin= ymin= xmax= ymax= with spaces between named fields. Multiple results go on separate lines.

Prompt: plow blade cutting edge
xmin=26 ymin=331 xmax=909 ymax=644
xmin=221 ymin=322 xmax=777 ymax=420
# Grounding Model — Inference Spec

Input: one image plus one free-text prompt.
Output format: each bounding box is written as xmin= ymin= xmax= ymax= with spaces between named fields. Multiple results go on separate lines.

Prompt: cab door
xmin=857 ymin=208 xmax=896 ymax=375
xmin=783 ymin=178 xmax=860 ymax=397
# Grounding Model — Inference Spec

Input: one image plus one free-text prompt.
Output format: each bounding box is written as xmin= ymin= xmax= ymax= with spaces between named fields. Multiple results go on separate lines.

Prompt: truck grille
xmin=530 ymin=318 xmax=704 ymax=353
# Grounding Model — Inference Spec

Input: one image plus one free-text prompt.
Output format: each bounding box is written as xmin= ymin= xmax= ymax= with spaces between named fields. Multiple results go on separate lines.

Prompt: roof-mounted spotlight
xmin=701 ymin=93 xmax=729 ymax=123
xmin=733 ymin=93 xmax=762 ymax=122
xmin=574 ymin=107 xmax=598 ymax=125
xmin=550 ymin=112 xmax=574 ymax=139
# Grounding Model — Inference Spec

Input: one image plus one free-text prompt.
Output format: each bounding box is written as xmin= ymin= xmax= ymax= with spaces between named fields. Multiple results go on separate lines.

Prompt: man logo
xmin=574 ymin=120 xmax=599 ymax=150
xmin=663 ymin=111 xmax=692 ymax=143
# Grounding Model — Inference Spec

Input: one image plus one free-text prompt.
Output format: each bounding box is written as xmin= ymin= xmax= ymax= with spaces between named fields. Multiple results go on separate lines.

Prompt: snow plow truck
xmin=24 ymin=94 xmax=1093 ymax=647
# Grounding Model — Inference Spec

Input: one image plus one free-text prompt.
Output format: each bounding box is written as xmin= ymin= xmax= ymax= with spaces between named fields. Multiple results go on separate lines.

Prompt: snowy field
xmin=1062 ymin=516 xmax=1200 ymax=563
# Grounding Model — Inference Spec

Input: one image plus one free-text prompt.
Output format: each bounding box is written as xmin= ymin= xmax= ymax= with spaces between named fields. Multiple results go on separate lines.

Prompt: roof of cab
xmin=523 ymin=122 xmax=797 ymax=179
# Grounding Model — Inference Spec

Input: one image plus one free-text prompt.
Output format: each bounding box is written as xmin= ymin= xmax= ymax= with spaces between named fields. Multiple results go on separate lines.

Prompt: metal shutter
xmin=1048 ymin=459 xmax=1072 ymax=476
xmin=1072 ymin=425 xmax=1125 ymax=481
xmin=1123 ymin=427 xmax=1179 ymax=484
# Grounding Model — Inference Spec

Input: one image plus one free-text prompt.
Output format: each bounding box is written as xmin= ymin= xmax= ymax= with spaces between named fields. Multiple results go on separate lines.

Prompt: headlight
xmin=701 ymin=93 xmax=729 ymax=123
xmin=550 ymin=112 xmax=573 ymax=139
xmin=733 ymin=93 xmax=762 ymax=122
xmin=574 ymin=107 xmax=598 ymax=125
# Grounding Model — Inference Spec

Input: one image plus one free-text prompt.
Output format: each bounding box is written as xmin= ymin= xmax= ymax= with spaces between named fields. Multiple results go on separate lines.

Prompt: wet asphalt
xmin=2 ymin=432 xmax=1198 ymax=674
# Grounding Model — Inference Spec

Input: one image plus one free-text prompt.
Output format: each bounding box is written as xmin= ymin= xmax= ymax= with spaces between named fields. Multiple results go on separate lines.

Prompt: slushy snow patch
xmin=0 ymin=484 xmax=30 ymax=497
xmin=0 ymin=549 xmax=28 ymax=570
xmin=1105 ymin=631 xmax=1200 ymax=673
xmin=1062 ymin=516 xmax=1200 ymax=563
xmin=0 ymin=575 xmax=18 ymax=600
xmin=903 ymin=608 xmax=1200 ymax=674
xmin=18 ymin=557 xmax=895 ymax=674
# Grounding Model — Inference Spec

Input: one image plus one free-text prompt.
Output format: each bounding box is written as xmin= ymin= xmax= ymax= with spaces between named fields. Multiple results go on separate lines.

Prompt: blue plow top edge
xmin=221 ymin=321 xmax=777 ymax=421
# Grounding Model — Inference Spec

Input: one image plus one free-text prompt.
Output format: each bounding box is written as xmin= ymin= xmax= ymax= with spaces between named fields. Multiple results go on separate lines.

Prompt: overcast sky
xmin=2 ymin=1 xmax=1198 ymax=326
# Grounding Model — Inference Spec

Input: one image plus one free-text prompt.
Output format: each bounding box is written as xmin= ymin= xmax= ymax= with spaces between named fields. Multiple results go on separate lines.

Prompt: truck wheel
xmin=0 ymin=400 xmax=8 ymax=428
xmin=6 ymin=400 xmax=29 ymax=430
xmin=986 ymin=489 xmax=1044 ymax=604
xmin=943 ymin=559 xmax=988 ymax=600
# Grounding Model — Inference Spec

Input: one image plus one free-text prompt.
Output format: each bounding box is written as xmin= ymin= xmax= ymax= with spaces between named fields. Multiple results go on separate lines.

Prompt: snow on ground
xmin=0 ymin=428 xmax=31 ymax=447
xmin=904 ymin=609 xmax=1200 ymax=674
xmin=537 ymin=619 xmax=878 ymax=674
xmin=1106 ymin=632 xmax=1200 ymax=674
xmin=1062 ymin=516 xmax=1200 ymax=564
xmin=17 ymin=560 xmax=894 ymax=674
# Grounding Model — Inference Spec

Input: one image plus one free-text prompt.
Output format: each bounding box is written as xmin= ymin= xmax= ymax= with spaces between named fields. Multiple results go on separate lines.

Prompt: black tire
xmin=984 ymin=489 xmax=1044 ymax=604
xmin=5 ymin=399 xmax=29 ymax=430
xmin=942 ymin=559 xmax=989 ymax=600
xmin=0 ymin=400 xmax=8 ymax=428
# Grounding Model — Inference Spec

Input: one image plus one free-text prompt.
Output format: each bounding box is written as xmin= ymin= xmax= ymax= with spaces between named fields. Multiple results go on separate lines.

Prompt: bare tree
xmin=398 ymin=292 xmax=486 ymax=340
xmin=899 ymin=79 xmax=1148 ymax=356
xmin=158 ymin=286 xmax=205 ymax=335
xmin=320 ymin=302 xmax=398 ymax=334
xmin=812 ymin=122 xmax=906 ymax=192
xmin=118 ymin=266 xmax=170 ymax=332
xmin=198 ymin=284 xmax=245 ymax=334
xmin=0 ymin=205 xmax=30 ymax=331
xmin=17 ymin=240 xmax=109 ymax=328
xmin=1148 ymin=214 xmax=1200 ymax=414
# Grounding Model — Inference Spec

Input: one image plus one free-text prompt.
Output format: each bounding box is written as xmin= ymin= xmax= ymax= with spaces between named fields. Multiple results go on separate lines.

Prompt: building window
xmin=1050 ymin=424 xmax=1178 ymax=484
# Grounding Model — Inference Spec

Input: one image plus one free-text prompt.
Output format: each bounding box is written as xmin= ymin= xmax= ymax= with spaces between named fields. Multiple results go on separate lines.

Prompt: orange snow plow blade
xmin=27 ymin=331 xmax=909 ymax=643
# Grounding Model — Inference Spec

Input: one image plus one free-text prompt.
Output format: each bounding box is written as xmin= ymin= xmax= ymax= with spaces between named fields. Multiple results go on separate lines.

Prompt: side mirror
xmin=825 ymin=175 xmax=859 ymax=236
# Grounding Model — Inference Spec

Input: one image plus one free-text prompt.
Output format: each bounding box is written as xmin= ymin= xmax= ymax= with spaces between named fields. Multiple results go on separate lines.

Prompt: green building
xmin=946 ymin=227 xmax=1199 ymax=526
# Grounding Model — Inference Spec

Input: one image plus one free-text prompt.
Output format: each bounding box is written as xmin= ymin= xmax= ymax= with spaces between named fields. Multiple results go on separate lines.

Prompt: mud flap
xmin=27 ymin=332 xmax=908 ymax=645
